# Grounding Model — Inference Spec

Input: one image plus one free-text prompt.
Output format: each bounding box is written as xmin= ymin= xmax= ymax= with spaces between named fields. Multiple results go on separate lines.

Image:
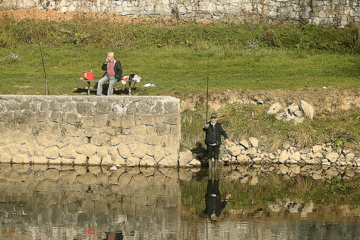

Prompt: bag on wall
xmin=82 ymin=72 xmax=94 ymax=81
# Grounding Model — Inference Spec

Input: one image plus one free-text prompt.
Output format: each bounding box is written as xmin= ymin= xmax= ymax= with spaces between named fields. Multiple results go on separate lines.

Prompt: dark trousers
xmin=207 ymin=179 xmax=220 ymax=195
xmin=207 ymin=144 xmax=220 ymax=159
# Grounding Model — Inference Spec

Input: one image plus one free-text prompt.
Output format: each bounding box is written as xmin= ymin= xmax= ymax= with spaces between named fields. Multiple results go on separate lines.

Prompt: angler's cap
xmin=211 ymin=113 xmax=217 ymax=118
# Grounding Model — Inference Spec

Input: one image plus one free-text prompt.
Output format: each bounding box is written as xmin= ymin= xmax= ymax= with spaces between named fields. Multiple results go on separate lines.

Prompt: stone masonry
xmin=1 ymin=0 xmax=359 ymax=28
xmin=0 ymin=95 xmax=181 ymax=166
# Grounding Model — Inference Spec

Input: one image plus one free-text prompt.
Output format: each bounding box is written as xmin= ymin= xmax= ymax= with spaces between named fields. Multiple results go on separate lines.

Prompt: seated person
xmin=96 ymin=51 xmax=122 ymax=96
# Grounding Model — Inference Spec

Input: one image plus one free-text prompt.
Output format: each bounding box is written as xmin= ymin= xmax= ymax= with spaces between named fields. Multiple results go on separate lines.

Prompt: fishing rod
xmin=206 ymin=57 xmax=209 ymax=122
xmin=0 ymin=84 xmax=6 ymax=94
xmin=39 ymin=42 xmax=49 ymax=95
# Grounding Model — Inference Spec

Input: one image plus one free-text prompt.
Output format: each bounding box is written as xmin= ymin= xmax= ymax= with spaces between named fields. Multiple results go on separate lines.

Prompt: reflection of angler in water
xmin=104 ymin=231 xmax=124 ymax=240
xmin=203 ymin=170 xmax=231 ymax=222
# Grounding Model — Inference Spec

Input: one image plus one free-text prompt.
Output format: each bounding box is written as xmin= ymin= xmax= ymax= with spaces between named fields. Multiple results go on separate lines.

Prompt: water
xmin=0 ymin=164 xmax=360 ymax=240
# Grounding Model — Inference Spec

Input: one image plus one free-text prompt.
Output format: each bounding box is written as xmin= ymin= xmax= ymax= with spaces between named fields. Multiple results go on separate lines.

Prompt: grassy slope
xmin=0 ymin=15 xmax=359 ymax=150
xmin=0 ymin=46 xmax=359 ymax=95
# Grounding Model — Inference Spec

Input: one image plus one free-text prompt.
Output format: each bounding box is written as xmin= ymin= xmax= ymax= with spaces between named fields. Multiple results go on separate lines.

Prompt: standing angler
xmin=203 ymin=113 xmax=229 ymax=176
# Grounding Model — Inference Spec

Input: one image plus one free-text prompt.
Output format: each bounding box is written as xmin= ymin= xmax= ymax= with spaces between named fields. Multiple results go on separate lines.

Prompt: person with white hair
xmin=96 ymin=51 xmax=122 ymax=96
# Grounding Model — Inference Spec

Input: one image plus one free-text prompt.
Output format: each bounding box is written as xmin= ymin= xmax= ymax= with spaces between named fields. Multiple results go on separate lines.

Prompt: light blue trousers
xmin=96 ymin=75 xmax=116 ymax=96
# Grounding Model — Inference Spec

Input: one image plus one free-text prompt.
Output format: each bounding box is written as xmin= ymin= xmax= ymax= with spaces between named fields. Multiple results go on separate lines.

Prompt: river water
xmin=0 ymin=164 xmax=360 ymax=240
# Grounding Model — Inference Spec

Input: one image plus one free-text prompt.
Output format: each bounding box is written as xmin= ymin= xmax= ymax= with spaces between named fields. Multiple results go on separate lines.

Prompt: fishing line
xmin=39 ymin=42 xmax=49 ymax=95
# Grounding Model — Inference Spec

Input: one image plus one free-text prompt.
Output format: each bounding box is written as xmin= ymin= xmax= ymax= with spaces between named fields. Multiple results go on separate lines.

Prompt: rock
xmin=179 ymin=169 xmax=193 ymax=182
xmin=322 ymin=159 xmax=330 ymax=165
xmin=88 ymin=155 xmax=101 ymax=165
xmin=239 ymin=140 xmax=249 ymax=149
xmin=268 ymin=203 xmax=282 ymax=212
xmin=346 ymin=153 xmax=355 ymax=162
xmin=179 ymin=149 xmax=193 ymax=166
xmin=228 ymin=145 xmax=241 ymax=156
xmin=117 ymin=143 xmax=132 ymax=159
xmin=290 ymin=152 xmax=301 ymax=161
xmin=279 ymin=164 xmax=289 ymax=174
xmin=326 ymin=152 xmax=339 ymax=163
xmin=279 ymin=151 xmax=290 ymax=163
xmin=43 ymin=147 xmax=59 ymax=159
xmin=267 ymin=102 xmax=282 ymax=114
xmin=224 ymin=171 xmax=241 ymax=181
xmin=312 ymin=173 xmax=322 ymax=180
xmin=110 ymin=165 xmax=118 ymax=171
xmin=249 ymin=176 xmax=258 ymax=185
xmin=240 ymin=176 xmax=249 ymax=184
xmin=312 ymin=145 xmax=322 ymax=153
xmin=237 ymin=154 xmax=250 ymax=163
xmin=140 ymin=155 xmax=157 ymax=166
xmin=249 ymin=137 xmax=258 ymax=148
xmin=246 ymin=148 xmax=257 ymax=158
xmin=158 ymin=154 xmax=178 ymax=166
xmin=253 ymin=157 xmax=261 ymax=165
xmin=187 ymin=159 xmax=201 ymax=166
xmin=282 ymin=142 xmax=291 ymax=150
xmin=300 ymin=100 xmax=314 ymax=119
xmin=126 ymin=157 xmax=140 ymax=166
xmin=289 ymin=165 xmax=301 ymax=174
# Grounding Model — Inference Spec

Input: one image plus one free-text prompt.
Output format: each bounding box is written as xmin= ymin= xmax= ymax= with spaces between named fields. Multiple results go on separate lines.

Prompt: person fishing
xmin=202 ymin=113 xmax=229 ymax=175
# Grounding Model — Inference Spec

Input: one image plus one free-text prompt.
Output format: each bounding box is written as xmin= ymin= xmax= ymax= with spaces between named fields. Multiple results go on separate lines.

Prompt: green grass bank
xmin=1 ymin=13 xmax=360 ymax=151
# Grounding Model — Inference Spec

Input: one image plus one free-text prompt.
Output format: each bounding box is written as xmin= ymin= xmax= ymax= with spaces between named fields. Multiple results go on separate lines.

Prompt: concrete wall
xmin=1 ymin=0 xmax=359 ymax=27
xmin=0 ymin=95 xmax=181 ymax=166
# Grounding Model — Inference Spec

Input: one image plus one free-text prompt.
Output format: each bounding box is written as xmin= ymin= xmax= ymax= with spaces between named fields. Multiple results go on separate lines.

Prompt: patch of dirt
xmin=14 ymin=85 xmax=30 ymax=88
xmin=0 ymin=7 xmax=207 ymax=26
xmin=172 ymin=88 xmax=360 ymax=113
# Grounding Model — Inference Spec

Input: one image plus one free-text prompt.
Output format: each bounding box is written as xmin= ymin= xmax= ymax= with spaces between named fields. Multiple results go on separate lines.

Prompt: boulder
xmin=300 ymin=100 xmax=314 ymax=119
xmin=249 ymin=137 xmax=258 ymax=148
xmin=312 ymin=145 xmax=322 ymax=153
xmin=228 ymin=145 xmax=241 ymax=156
xmin=346 ymin=153 xmax=355 ymax=162
xmin=326 ymin=152 xmax=339 ymax=163
xmin=279 ymin=150 xmax=290 ymax=163
xmin=179 ymin=149 xmax=193 ymax=166
xmin=267 ymin=102 xmax=282 ymax=114
xmin=239 ymin=140 xmax=250 ymax=149
xmin=279 ymin=164 xmax=289 ymax=174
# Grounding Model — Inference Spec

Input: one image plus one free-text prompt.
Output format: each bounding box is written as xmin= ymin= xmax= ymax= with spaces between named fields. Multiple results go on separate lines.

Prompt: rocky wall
xmin=0 ymin=95 xmax=181 ymax=166
xmin=0 ymin=164 xmax=182 ymax=239
xmin=1 ymin=0 xmax=359 ymax=28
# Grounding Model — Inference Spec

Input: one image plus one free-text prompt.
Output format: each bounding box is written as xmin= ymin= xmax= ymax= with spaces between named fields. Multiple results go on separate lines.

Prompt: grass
xmin=0 ymin=13 xmax=359 ymax=150
xmin=0 ymin=45 xmax=359 ymax=95
xmin=181 ymin=103 xmax=360 ymax=151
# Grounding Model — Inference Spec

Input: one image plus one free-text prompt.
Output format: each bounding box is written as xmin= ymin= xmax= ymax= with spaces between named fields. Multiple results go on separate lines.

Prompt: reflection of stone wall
xmin=0 ymin=95 xmax=180 ymax=166
xmin=0 ymin=164 xmax=182 ymax=239
xmin=1 ymin=0 xmax=359 ymax=27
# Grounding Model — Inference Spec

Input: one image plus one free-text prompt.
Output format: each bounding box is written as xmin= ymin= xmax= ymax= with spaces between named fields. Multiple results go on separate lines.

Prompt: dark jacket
xmin=203 ymin=121 xmax=228 ymax=145
xmin=203 ymin=193 xmax=228 ymax=218
xmin=102 ymin=59 xmax=122 ymax=81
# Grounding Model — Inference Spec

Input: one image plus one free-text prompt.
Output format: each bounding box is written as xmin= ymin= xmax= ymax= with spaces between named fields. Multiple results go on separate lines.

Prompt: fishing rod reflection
xmin=203 ymin=168 xmax=231 ymax=222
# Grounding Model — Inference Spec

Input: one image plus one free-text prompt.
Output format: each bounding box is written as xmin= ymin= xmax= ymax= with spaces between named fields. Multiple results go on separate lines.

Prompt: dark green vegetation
xmin=182 ymin=103 xmax=360 ymax=152
xmin=181 ymin=173 xmax=360 ymax=214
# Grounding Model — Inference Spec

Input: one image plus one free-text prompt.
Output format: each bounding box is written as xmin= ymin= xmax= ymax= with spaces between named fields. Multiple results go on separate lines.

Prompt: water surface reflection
xmin=0 ymin=164 xmax=360 ymax=239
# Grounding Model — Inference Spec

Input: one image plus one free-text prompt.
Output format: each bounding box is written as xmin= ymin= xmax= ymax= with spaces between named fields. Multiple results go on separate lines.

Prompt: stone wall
xmin=0 ymin=164 xmax=182 ymax=239
xmin=1 ymin=0 xmax=359 ymax=27
xmin=0 ymin=95 xmax=181 ymax=166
